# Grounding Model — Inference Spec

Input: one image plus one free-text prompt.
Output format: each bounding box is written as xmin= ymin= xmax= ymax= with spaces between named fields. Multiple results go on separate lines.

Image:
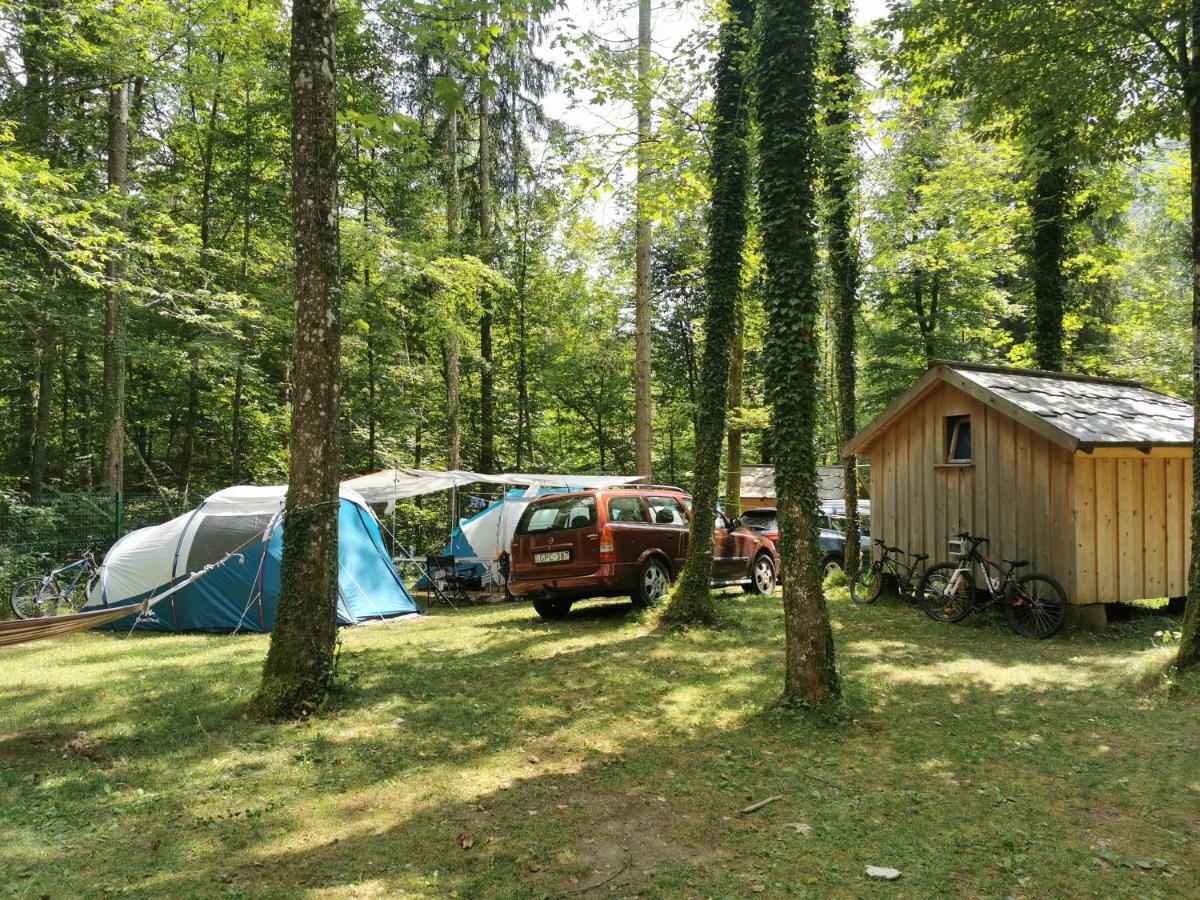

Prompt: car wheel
xmin=632 ymin=556 xmax=672 ymax=609
xmin=821 ymin=555 xmax=844 ymax=581
xmin=532 ymin=596 xmax=572 ymax=620
xmin=743 ymin=553 xmax=777 ymax=596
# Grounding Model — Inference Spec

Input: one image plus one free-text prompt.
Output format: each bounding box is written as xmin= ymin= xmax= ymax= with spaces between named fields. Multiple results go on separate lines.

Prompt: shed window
xmin=946 ymin=415 xmax=972 ymax=463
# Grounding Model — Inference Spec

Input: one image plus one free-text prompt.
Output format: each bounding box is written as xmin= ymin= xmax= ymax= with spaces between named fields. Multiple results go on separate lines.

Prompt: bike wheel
xmin=10 ymin=577 xmax=60 ymax=619
xmin=1005 ymin=573 xmax=1068 ymax=639
xmin=918 ymin=562 xmax=975 ymax=623
xmin=849 ymin=563 xmax=884 ymax=605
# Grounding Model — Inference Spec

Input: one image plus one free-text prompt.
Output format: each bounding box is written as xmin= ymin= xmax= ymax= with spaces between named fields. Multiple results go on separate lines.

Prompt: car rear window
xmin=607 ymin=496 xmax=648 ymax=523
xmin=742 ymin=510 xmax=777 ymax=530
xmin=516 ymin=495 xmax=596 ymax=534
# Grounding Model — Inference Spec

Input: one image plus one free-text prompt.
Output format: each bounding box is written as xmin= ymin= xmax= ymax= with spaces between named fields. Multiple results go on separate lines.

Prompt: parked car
xmin=741 ymin=503 xmax=872 ymax=578
xmin=508 ymin=488 xmax=780 ymax=619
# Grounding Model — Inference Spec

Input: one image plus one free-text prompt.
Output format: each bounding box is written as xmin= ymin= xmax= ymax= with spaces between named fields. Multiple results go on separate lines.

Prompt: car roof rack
xmin=626 ymin=483 xmax=690 ymax=493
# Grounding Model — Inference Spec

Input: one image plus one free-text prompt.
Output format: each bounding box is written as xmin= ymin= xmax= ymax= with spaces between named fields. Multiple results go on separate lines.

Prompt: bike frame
xmin=947 ymin=546 xmax=1017 ymax=606
xmin=874 ymin=542 xmax=922 ymax=595
xmin=45 ymin=552 xmax=95 ymax=599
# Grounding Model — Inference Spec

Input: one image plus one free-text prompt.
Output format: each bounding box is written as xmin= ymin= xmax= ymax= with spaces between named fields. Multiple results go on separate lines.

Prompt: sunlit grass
xmin=1 ymin=588 xmax=1196 ymax=897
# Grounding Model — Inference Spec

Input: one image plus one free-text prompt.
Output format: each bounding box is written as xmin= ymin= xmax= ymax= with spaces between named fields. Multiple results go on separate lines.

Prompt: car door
xmin=712 ymin=511 xmax=740 ymax=580
xmin=645 ymin=495 xmax=690 ymax=571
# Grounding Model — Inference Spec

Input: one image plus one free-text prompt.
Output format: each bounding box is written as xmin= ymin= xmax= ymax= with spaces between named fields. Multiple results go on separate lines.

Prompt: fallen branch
xmin=739 ymin=794 xmax=783 ymax=815
xmin=553 ymin=855 xmax=630 ymax=896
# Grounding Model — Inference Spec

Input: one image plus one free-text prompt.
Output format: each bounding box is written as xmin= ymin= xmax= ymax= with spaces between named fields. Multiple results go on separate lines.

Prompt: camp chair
xmin=425 ymin=555 xmax=471 ymax=608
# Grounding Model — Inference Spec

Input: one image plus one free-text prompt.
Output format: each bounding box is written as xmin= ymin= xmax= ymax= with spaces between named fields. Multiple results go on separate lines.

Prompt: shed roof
xmin=843 ymin=361 xmax=1194 ymax=457
xmin=739 ymin=465 xmax=855 ymax=502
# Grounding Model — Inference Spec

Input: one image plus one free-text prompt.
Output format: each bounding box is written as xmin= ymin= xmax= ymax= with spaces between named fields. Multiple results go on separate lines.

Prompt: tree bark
xmin=478 ymin=4 xmax=496 ymax=474
xmin=255 ymin=0 xmax=341 ymax=719
xmin=755 ymin=0 xmax=839 ymax=701
xmin=633 ymin=0 xmax=654 ymax=480
xmin=662 ymin=0 xmax=754 ymax=626
xmin=1179 ymin=2 xmax=1200 ymax=671
xmin=444 ymin=83 xmax=461 ymax=526
xmin=101 ymin=82 xmax=129 ymax=495
xmin=820 ymin=0 xmax=862 ymax=575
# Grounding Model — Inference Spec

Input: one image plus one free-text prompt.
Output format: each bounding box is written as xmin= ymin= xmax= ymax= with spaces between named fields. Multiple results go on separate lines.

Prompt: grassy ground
xmin=1 ymin=587 xmax=1197 ymax=898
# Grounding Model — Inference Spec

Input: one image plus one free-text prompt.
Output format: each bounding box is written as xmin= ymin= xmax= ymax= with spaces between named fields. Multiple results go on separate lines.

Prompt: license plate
xmin=534 ymin=549 xmax=571 ymax=564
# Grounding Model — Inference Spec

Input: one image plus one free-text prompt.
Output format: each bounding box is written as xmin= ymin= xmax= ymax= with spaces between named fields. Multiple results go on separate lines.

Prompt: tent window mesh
xmin=186 ymin=514 xmax=274 ymax=571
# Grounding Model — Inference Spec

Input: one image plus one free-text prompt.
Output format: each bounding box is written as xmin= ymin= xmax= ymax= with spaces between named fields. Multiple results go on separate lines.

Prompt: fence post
xmin=114 ymin=492 xmax=124 ymax=543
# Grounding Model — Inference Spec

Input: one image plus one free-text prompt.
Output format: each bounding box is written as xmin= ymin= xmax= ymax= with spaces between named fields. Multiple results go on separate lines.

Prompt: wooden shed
xmin=842 ymin=361 xmax=1194 ymax=625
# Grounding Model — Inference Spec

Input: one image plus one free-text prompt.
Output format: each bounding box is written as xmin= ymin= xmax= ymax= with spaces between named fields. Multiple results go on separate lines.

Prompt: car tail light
xmin=766 ymin=530 xmax=780 ymax=543
xmin=599 ymin=525 xmax=616 ymax=563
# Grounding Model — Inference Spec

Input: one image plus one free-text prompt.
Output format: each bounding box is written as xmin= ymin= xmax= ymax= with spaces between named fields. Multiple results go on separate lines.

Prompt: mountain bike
xmin=917 ymin=532 xmax=1068 ymax=639
xmin=10 ymin=546 xmax=101 ymax=619
xmin=850 ymin=539 xmax=928 ymax=605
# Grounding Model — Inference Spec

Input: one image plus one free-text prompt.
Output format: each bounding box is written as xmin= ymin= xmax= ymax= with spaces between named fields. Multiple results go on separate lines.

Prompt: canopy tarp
xmin=343 ymin=467 xmax=642 ymax=506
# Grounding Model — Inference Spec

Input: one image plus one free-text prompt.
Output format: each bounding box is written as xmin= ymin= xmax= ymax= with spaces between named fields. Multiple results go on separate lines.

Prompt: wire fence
xmin=0 ymin=491 xmax=176 ymax=612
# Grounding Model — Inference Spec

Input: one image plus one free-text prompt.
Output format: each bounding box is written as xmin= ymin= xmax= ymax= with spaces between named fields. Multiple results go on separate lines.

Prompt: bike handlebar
xmin=954 ymin=532 xmax=988 ymax=545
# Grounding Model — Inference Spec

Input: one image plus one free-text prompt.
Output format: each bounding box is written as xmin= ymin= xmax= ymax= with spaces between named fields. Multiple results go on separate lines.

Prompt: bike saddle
xmin=912 ymin=553 xmax=929 ymax=561
xmin=1003 ymin=558 xmax=1029 ymax=568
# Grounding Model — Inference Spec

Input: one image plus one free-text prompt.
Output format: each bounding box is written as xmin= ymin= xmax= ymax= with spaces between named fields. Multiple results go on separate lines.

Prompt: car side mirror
xmin=730 ymin=517 xmax=742 ymax=530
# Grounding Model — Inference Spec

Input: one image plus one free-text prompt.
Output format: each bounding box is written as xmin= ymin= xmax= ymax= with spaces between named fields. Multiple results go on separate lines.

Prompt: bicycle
xmin=10 ymin=545 xmax=102 ymax=620
xmin=917 ymin=532 xmax=1068 ymax=639
xmin=850 ymin=539 xmax=928 ymax=605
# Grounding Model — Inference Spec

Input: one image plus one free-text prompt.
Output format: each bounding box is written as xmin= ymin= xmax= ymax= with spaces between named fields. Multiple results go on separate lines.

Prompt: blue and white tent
xmin=83 ymin=485 xmax=419 ymax=633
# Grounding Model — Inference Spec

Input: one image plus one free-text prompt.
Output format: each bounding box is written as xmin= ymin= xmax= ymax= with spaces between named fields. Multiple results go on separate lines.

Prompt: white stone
xmin=866 ymin=866 xmax=901 ymax=881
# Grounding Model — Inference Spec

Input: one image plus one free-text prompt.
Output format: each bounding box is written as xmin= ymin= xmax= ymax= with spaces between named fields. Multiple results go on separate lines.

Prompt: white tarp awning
xmin=342 ymin=467 xmax=642 ymax=506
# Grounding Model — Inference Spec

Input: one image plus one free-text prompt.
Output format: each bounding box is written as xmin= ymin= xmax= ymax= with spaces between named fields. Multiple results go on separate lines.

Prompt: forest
xmin=0 ymin=0 xmax=1188 ymax=508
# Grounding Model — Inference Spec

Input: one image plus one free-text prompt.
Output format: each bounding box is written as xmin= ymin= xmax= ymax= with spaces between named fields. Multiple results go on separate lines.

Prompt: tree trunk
xmin=724 ymin=295 xmax=744 ymax=517
xmin=30 ymin=324 xmax=57 ymax=497
xmin=755 ymin=0 xmax=839 ymax=701
xmin=1030 ymin=153 xmax=1070 ymax=371
xmin=445 ymin=84 xmax=461 ymax=526
xmin=662 ymin=0 xmax=754 ymax=627
xmin=101 ymin=82 xmax=129 ymax=495
xmin=256 ymin=0 xmax=341 ymax=719
xmin=1178 ymin=5 xmax=1200 ymax=671
xmin=820 ymin=0 xmax=861 ymax=575
xmin=75 ymin=343 xmax=93 ymax=490
xmin=633 ymin=0 xmax=654 ymax=480
xmin=232 ymin=357 xmax=244 ymax=483
xmin=478 ymin=4 xmax=496 ymax=474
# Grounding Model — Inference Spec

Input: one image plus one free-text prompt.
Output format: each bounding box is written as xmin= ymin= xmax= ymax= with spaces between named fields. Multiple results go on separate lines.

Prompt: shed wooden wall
xmin=866 ymin=382 xmax=1078 ymax=601
xmin=1073 ymin=448 xmax=1191 ymax=603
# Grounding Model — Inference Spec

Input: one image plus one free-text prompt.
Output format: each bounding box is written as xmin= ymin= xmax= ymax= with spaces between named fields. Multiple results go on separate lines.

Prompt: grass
xmin=2 ymin=587 xmax=1198 ymax=898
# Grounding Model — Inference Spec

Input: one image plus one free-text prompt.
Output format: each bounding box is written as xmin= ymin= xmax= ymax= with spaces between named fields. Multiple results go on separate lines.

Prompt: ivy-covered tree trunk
xmin=661 ymin=0 xmax=754 ymax=626
xmin=724 ymin=296 xmax=745 ymax=518
xmin=101 ymin=82 xmax=129 ymax=495
xmin=633 ymin=0 xmax=654 ymax=481
xmin=1178 ymin=9 xmax=1200 ymax=672
xmin=755 ymin=0 xmax=839 ymax=701
xmin=1030 ymin=151 xmax=1070 ymax=372
xmin=819 ymin=0 xmax=861 ymax=576
xmin=255 ymin=0 xmax=341 ymax=719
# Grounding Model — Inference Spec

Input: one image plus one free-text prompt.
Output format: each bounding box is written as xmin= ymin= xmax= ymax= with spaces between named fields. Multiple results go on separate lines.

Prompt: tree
xmin=819 ymin=0 xmax=862 ymax=575
xmin=755 ymin=0 xmax=839 ymax=700
xmin=633 ymin=0 xmax=653 ymax=480
xmin=101 ymin=82 xmax=129 ymax=494
xmin=661 ymin=0 xmax=754 ymax=626
xmin=255 ymin=0 xmax=341 ymax=719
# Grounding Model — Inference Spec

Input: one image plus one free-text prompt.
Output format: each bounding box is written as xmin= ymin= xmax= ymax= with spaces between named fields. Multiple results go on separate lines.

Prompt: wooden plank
xmin=1032 ymin=434 xmax=1049 ymax=571
xmin=1166 ymin=458 xmax=1185 ymax=597
xmin=1047 ymin=445 xmax=1074 ymax=600
xmin=1117 ymin=457 xmax=1144 ymax=600
xmin=1095 ymin=457 xmax=1118 ymax=602
xmin=1144 ymin=459 xmax=1166 ymax=598
xmin=1074 ymin=455 xmax=1097 ymax=604
xmin=924 ymin=390 xmax=937 ymax=558
xmin=1015 ymin=422 xmax=1032 ymax=565
xmin=1186 ymin=462 xmax=1195 ymax=595
xmin=985 ymin=407 xmax=1001 ymax=557
xmin=998 ymin=415 xmax=1017 ymax=561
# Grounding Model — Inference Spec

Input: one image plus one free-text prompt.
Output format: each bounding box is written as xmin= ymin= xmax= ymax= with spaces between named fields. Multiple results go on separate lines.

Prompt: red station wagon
xmin=508 ymin=488 xmax=780 ymax=619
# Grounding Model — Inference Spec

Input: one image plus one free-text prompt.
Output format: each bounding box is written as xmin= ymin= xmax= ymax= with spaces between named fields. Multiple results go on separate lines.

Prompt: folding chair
xmin=425 ymin=555 xmax=471 ymax=608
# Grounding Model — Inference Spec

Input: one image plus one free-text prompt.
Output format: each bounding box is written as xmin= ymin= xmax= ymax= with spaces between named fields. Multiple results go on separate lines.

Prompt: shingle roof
xmin=740 ymin=465 xmax=851 ymax=501
xmin=843 ymin=361 xmax=1194 ymax=457
xmin=950 ymin=365 xmax=1193 ymax=447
